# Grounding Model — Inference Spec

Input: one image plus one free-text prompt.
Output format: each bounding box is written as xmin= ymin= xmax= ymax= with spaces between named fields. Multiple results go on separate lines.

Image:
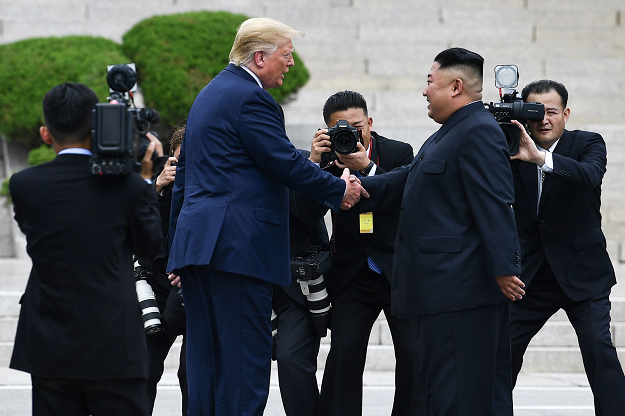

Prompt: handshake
xmin=339 ymin=168 xmax=369 ymax=210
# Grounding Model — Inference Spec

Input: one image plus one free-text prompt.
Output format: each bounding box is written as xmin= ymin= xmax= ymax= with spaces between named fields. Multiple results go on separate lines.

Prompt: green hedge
xmin=122 ymin=11 xmax=310 ymax=129
xmin=0 ymin=36 xmax=130 ymax=148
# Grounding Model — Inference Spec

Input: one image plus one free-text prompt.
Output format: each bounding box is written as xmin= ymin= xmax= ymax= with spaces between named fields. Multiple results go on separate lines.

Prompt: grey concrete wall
xmin=1 ymin=0 xmax=625 ymax=248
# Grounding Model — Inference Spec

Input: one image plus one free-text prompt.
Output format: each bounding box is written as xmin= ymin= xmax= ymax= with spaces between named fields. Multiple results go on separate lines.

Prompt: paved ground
xmin=0 ymin=366 xmax=596 ymax=416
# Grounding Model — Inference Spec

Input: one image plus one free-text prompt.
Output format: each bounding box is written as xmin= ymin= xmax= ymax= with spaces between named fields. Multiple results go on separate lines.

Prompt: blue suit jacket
xmin=167 ymin=64 xmax=345 ymax=286
xmin=361 ymin=101 xmax=521 ymax=318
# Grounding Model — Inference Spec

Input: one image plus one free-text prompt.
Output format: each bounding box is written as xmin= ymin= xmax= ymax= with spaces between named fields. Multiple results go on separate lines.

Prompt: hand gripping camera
xmin=320 ymin=119 xmax=363 ymax=167
xmin=91 ymin=63 xmax=161 ymax=175
xmin=486 ymin=65 xmax=545 ymax=156
xmin=290 ymin=248 xmax=332 ymax=337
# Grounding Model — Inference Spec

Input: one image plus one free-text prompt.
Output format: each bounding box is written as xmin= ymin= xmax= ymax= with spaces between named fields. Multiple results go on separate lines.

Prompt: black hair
xmin=322 ymin=90 xmax=368 ymax=125
xmin=434 ymin=47 xmax=484 ymax=83
xmin=42 ymin=82 xmax=99 ymax=145
xmin=521 ymin=79 xmax=568 ymax=108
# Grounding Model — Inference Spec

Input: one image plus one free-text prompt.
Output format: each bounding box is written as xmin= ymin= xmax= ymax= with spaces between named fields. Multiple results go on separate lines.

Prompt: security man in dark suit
xmin=311 ymin=91 xmax=415 ymax=416
xmin=509 ymin=79 xmax=625 ymax=414
xmin=9 ymin=82 xmax=163 ymax=415
xmin=358 ymin=48 xmax=523 ymax=416
xmin=272 ymin=151 xmax=330 ymax=416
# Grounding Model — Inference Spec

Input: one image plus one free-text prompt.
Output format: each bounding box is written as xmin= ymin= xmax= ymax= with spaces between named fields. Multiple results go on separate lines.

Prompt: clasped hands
xmin=340 ymin=168 xmax=369 ymax=210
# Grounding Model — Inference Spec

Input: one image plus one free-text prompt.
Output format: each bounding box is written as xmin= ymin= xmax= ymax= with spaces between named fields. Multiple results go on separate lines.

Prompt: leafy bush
xmin=27 ymin=144 xmax=56 ymax=166
xmin=122 ymin=11 xmax=310 ymax=130
xmin=0 ymin=36 xmax=130 ymax=148
xmin=0 ymin=177 xmax=9 ymax=200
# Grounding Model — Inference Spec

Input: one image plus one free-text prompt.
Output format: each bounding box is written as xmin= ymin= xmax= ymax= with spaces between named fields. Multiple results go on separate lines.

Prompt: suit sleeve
xmin=459 ymin=122 xmax=519 ymax=277
xmin=551 ymin=132 xmax=606 ymax=189
xmin=358 ymin=164 xmax=411 ymax=213
xmin=238 ymin=89 xmax=345 ymax=210
xmin=373 ymin=142 xmax=414 ymax=175
xmin=168 ymin=131 xmax=187 ymax=251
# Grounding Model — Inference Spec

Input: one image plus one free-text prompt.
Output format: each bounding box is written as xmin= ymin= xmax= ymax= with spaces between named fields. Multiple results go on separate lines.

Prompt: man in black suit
xmin=358 ymin=48 xmax=523 ymax=416
xmin=9 ymin=83 xmax=163 ymax=416
xmin=509 ymin=79 xmax=625 ymax=414
xmin=272 ymin=157 xmax=330 ymax=416
xmin=311 ymin=91 xmax=415 ymax=416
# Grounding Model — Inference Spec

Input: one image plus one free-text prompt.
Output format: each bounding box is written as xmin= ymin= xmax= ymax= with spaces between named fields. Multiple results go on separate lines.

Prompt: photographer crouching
xmin=135 ymin=122 xmax=189 ymax=415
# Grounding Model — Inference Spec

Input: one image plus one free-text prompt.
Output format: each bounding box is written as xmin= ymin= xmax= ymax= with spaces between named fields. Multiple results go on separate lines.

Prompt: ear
xmin=40 ymin=126 xmax=53 ymax=145
xmin=451 ymin=78 xmax=463 ymax=96
xmin=253 ymin=51 xmax=266 ymax=68
xmin=563 ymin=107 xmax=570 ymax=123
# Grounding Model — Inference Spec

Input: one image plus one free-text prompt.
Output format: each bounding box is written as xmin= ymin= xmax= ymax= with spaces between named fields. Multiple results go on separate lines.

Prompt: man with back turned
xmin=9 ymin=82 xmax=163 ymax=416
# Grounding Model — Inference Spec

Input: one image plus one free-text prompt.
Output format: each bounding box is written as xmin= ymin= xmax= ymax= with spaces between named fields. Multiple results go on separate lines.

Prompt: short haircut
xmin=434 ymin=47 xmax=484 ymax=87
xmin=521 ymin=79 xmax=568 ymax=108
xmin=322 ymin=90 xmax=368 ymax=125
xmin=169 ymin=120 xmax=186 ymax=155
xmin=229 ymin=17 xmax=303 ymax=66
xmin=42 ymin=83 xmax=99 ymax=145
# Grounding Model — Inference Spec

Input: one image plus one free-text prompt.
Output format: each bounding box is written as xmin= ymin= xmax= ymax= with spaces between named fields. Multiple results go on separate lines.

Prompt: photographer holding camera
xmin=136 ymin=122 xmax=189 ymax=415
xmin=308 ymin=90 xmax=416 ymax=416
xmin=9 ymin=82 xmax=163 ymax=415
xmin=508 ymin=79 xmax=625 ymax=413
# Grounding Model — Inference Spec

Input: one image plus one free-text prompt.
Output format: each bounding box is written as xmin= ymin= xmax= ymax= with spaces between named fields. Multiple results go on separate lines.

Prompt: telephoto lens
xmin=271 ymin=309 xmax=278 ymax=361
xmin=134 ymin=266 xmax=163 ymax=334
xmin=298 ymin=276 xmax=331 ymax=337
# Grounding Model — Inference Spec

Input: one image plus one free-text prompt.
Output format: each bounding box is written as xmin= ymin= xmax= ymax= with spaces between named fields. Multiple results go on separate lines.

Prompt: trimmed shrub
xmin=0 ymin=36 xmax=130 ymax=148
xmin=27 ymin=144 xmax=56 ymax=166
xmin=122 ymin=11 xmax=310 ymax=130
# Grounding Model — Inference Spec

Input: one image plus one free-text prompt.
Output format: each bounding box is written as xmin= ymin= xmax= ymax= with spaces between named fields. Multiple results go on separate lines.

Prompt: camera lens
xmin=333 ymin=130 xmax=358 ymax=155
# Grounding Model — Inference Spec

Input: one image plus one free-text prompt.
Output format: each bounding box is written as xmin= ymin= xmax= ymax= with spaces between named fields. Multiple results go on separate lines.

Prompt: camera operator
xmin=272 ymin=153 xmax=330 ymax=416
xmin=309 ymin=91 xmax=416 ymax=416
xmin=509 ymin=79 xmax=625 ymax=413
xmin=9 ymin=82 xmax=163 ymax=415
xmin=136 ymin=122 xmax=188 ymax=415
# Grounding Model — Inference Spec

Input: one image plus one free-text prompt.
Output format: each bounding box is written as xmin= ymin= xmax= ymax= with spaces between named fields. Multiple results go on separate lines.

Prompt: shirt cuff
xmin=367 ymin=164 xmax=378 ymax=176
xmin=540 ymin=152 xmax=554 ymax=173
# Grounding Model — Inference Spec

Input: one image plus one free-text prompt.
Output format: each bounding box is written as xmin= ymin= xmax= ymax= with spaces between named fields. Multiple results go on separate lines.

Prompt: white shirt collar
xmin=238 ymin=64 xmax=263 ymax=89
xmin=58 ymin=148 xmax=92 ymax=156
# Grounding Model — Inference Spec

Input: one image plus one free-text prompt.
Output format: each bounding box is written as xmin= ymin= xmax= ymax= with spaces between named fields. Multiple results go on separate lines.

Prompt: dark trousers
xmin=412 ymin=302 xmax=512 ymax=416
xmin=510 ymin=260 xmax=625 ymax=415
xmin=180 ymin=265 xmax=273 ymax=416
xmin=146 ymin=331 xmax=188 ymax=415
xmin=272 ymin=287 xmax=321 ymax=416
xmin=319 ymin=264 xmax=414 ymax=416
xmin=31 ymin=375 xmax=149 ymax=416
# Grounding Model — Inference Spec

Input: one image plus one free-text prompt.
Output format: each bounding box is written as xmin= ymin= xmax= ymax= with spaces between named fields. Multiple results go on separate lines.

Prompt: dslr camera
xmin=486 ymin=65 xmax=545 ymax=156
xmin=91 ymin=63 xmax=161 ymax=175
xmin=320 ymin=119 xmax=363 ymax=166
xmin=290 ymin=247 xmax=332 ymax=337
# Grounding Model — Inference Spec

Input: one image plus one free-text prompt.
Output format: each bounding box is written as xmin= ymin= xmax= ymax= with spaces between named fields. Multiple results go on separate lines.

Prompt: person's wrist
xmin=359 ymin=160 xmax=374 ymax=176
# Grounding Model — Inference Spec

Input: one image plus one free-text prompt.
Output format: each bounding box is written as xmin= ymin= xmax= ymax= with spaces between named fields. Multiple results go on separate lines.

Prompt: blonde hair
xmin=229 ymin=18 xmax=303 ymax=66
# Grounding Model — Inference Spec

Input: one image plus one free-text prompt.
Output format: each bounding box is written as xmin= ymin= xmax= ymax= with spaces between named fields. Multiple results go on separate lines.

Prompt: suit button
xmin=420 ymin=155 xmax=424 ymax=160
xmin=539 ymin=220 xmax=545 ymax=226
xmin=544 ymin=246 xmax=550 ymax=252
xmin=400 ymin=207 xmax=403 ymax=213
xmin=398 ymin=236 xmax=403 ymax=241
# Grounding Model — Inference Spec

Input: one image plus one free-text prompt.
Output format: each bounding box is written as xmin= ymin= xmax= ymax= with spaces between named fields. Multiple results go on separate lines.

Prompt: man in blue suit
xmin=167 ymin=17 xmax=367 ymax=416
xmin=358 ymin=48 xmax=523 ymax=416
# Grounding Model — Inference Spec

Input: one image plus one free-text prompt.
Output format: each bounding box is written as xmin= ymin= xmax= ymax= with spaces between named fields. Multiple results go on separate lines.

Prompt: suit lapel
xmin=538 ymin=130 xmax=573 ymax=211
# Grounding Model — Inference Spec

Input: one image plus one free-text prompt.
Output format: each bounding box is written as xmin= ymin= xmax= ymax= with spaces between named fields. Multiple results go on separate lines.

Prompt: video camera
xmin=486 ymin=65 xmax=545 ymax=156
xmin=320 ymin=119 xmax=363 ymax=167
xmin=90 ymin=63 xmax=161 ymax=175
xmin=290 ymin=247 xmax=332 ymax=337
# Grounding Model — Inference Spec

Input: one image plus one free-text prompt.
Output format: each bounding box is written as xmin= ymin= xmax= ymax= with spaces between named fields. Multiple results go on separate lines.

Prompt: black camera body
xmin=486 ymin=65 xmax=545 ymax=156
xmin=290 ymin=247 xmax=332 ymax=337
xmin=90 ymin=63 xmax=161 ymax=175
xmin=321 ymin=119 xmax=363 ymax=166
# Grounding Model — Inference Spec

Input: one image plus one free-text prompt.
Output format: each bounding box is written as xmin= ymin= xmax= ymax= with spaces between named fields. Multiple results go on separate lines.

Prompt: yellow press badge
xmin=360 ymin=212 xmax=373 ymax=234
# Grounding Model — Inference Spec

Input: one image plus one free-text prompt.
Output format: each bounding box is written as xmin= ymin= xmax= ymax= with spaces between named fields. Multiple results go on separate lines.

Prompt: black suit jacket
xmin=325 ymin=132 xmax=414 ymax=299
xmin=510 ymin=129 xmax=615 ymax=301
xmin=361 ymin=102 xmax=520 ymax=318
xmin=9 ymin=153 xmax=163 ymax=379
